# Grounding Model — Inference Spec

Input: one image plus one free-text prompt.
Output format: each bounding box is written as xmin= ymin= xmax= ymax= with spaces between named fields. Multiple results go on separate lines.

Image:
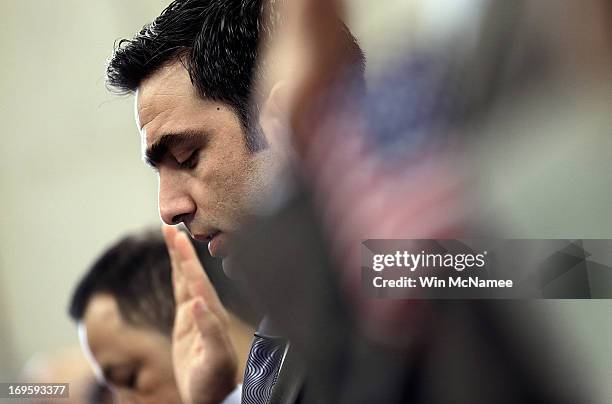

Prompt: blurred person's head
xmin=69 ymin=229 xmax=257 ymax=404
xmin=105 ymin=0 xmax=364 ymax=272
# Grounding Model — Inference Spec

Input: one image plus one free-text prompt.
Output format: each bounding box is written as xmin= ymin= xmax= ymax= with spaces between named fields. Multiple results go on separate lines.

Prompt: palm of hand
xmin=164 ymin=226 xmax=238 ymax=404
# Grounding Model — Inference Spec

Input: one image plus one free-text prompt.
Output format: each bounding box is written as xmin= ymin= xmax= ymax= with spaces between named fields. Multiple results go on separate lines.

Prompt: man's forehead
xmin=80 ymin=295 xmax=124 ymax=368
xmin=135 ymin=61 xmax=198 ymax=133
xmin=84 ymin=294 xmax=121 ymax=328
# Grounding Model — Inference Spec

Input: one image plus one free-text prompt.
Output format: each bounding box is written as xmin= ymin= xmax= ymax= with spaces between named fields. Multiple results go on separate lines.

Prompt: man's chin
xmin=219 ymin=254 xmax=242 ymax=280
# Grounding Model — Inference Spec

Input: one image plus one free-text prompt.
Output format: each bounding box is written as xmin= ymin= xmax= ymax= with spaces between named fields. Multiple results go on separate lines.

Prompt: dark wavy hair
xmin=106 ymin=0 xmax=270 ymax=151
xmin=105 ymin=0 xmax=364 ymax=151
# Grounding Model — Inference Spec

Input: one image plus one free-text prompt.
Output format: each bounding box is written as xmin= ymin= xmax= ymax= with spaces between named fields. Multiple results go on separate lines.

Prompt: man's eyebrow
xmin=144 ymin=130 xmax=208 ymax=167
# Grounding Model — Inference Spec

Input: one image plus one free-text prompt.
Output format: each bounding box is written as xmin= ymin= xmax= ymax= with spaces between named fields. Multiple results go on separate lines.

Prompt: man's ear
xmin=77 ymin=322 xmax=105 ymax=383
xmin=258 ymin=81 xmax=290 ymax=156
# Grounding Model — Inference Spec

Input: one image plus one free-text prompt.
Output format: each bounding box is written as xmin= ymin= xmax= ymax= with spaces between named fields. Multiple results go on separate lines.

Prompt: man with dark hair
xmin=104 ymin=0 xmax=364 ymax=403
xmin=107 ymin=0 xmax=268 ymax=152
xmin=69 ymin=229 xmax=257 ymax=404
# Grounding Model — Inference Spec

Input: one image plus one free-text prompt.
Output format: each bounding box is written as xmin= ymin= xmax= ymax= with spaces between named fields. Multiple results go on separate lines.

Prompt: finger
xmin=174 ymin=232 xmax=226 ymax=320
xmin=163 ymin=226 xmax=190 ymax=304
xmin=162 ymin=225 xmax=179 ymax=251
xmin=172 ymin=297 xmax=198 ymax=342
xmin=163 ymin=225 xmax=181 ymax=271
xmin=191 ymin=298 xmax=232 ymax=347
xmin=172 ymin=255 xmax=191 ymax=305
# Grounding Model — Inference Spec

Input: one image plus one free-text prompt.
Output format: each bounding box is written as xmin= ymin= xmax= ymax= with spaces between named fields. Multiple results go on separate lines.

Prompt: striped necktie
xmin=242 ymin=333 xmax=288 ymax=404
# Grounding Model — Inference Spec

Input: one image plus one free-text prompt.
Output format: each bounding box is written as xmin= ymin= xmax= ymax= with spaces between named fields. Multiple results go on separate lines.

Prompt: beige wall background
xmin=0 ymin=1 xmax=611 ymax=402
xmin=0 ymin=0 xmax=170 ymax=379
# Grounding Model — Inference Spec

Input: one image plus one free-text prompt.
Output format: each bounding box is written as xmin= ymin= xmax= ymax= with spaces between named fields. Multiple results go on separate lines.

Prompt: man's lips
xmin=193 ymin=231 xmax=218 ymax=242
xmin=193 ymin=231 xmax=224 ymax=257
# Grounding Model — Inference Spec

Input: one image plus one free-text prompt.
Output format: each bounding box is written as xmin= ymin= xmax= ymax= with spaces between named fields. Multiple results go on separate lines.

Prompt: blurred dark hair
xmin=68 ymin=229 xmax=259 ymax=335
xmin=105 ymin=0 xmax=365 ymax=151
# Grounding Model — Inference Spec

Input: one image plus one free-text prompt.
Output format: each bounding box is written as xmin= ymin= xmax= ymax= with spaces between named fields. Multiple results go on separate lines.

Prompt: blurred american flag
xmin=298 ymin=52 xmax=475 ymax=342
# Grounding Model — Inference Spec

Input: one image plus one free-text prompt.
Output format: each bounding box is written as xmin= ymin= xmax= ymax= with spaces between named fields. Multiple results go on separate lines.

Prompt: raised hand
xmin=163 ymin=226 xmax=238 ymax=404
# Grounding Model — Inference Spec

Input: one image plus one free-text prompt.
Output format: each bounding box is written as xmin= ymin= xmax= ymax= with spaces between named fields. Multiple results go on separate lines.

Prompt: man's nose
xmin=158 ymin=172 xmax=196 ymax=225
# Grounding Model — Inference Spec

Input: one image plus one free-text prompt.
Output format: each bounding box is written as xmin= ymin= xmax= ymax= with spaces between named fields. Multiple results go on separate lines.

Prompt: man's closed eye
xmin=177 ymin=149 xmax=200 ymax=170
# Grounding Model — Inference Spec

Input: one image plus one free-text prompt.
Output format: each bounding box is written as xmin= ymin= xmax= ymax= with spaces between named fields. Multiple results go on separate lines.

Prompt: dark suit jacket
xmin=234 ymin=188 xmax=592 ymax=404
